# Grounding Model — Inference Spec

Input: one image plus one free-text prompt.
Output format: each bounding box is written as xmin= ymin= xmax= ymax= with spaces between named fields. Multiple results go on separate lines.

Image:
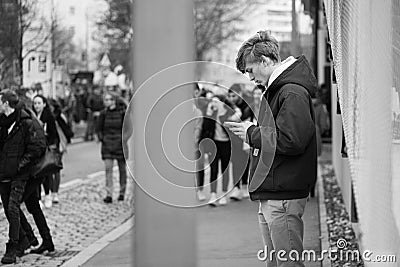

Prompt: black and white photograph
xmin=0 ymin=0 xmax=399 ymax=266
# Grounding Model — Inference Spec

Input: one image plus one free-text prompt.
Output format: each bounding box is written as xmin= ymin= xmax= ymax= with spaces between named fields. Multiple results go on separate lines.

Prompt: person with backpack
xmin=97 ymin=92 xmax=127 ymax=203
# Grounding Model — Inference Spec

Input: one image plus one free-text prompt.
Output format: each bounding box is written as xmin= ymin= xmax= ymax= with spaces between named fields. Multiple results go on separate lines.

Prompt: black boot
xmin=30 ymin=239 xmax=55 ymax=254
xmin=1 ymin=241 xmax=18 ymax=264
xmin=103 ymin=196 xmax=112 ymax=203
xmin=16 ymin=236 xmax=31 ymax=257
xmin=26 ymin=232 xmax=39 ymax=247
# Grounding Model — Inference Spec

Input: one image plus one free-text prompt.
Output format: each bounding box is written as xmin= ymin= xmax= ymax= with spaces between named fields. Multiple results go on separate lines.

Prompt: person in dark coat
xmin=85 ymin=86 xmax=104 ymax=141
xmin=201 ymin=94 xmax=242 ymax=206
xmin=227 ymin=84 xmax=252 ymax=201
xmin=32 ymin=95 xmax=59 ymax=209
xmin=226 ymin=30 xmax=317 ymax=267
xmin=12 ymin=100 xmax=56 ymax=256
xmin=97 ymin=92 xmax=127 ymax=203
xmin=0 ymin=90 xmax=47 ymax=263
xmin=193 ymin=84 xmax=211 ymax=202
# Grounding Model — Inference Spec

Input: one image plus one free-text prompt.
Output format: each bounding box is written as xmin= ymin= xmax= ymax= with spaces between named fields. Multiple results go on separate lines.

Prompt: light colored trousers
xmin=104 ymin=159 xmax=127 ymax=197
xmin=258 ymin=198 xmax=308 ymax=267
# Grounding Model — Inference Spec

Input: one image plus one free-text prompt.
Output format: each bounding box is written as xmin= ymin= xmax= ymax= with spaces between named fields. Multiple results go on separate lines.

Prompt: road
xmin=61 ymin=141 xmax=104 ymax=184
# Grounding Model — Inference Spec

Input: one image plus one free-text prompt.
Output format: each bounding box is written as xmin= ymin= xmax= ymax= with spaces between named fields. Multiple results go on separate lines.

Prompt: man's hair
xmin=0 ymin=89 xmax=19 ymax=108
xmin=235 ymin=30 xmax=280 ymax=73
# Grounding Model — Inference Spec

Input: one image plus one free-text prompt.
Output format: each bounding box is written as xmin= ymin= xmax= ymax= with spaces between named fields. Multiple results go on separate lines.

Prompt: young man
xmin=0 ymin=90 xmax=47 ymax=264
xmin=225 ymin=31 xmax=317 ymax=267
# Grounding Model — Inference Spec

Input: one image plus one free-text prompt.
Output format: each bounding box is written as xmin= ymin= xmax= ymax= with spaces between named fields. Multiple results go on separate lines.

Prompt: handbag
xmin=32 ymin=146 xmax=63 ymax=177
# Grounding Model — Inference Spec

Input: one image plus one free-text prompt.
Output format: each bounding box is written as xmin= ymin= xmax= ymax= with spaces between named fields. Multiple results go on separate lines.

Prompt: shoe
xmin=242 ymin=186 xmax=250 ymax=199
xmin=1 ymin=241 xmax=17 ymax=264
xmin=26 ymin=233 xmax=39 ymax=247
xmin=208 ymin=193 xmax=217 ymax=207
xmin=117 ymin=195 xmax=124 ymax=201
xmin=52 ymin=193 xmax=59 ymax=204
xmin=16 ymin=237 xmax=30 ymax=257
xmin=30 ymin=239 xmax=55 ymax=254
xmin=103 ymin=196 xmax=112 ymax=203
xmin=197 ymin=190 xmax=206 ymax=201
xmin=44 ymin=195 xmax=52 ymax=208
xmin=218 ymin=196 xmax=227 ymax=206
xmin=229 ymin=187 xmax=242 ymax=201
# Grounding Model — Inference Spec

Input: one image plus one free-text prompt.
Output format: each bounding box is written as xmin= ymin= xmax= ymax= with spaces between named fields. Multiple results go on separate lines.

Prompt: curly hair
xmin=235 ymin=30 xmax=280 ymax=74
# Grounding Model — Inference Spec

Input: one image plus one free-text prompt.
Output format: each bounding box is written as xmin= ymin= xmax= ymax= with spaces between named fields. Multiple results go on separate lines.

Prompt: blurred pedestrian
xmin=310 ymin=91 xmax=330 ymax=197
xmin=201 ymin=95 xmax=241 ymax=206
xmin=227 ymin=84 xmax=252 ymax=201
xmin=97 ymin=92 xmax=127 ymax=203
xmin=193 ymin=84 xmax=210 ymax=201
xmin=32 ymin=95 xmax=59 ymax=208
xmin=85 ymin=86 xmax=104 ymax=141
xmin=226 ymin=30 xmax=317 ymax=267
xmin=0 ymin=90 xmax=47 ymax=264
xmin=49 ymin=99 xmax=73 ymax=203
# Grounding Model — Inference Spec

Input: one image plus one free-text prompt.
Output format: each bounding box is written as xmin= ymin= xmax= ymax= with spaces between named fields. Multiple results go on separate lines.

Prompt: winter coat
xmin=246 ymin=55 xmax=318 ymax=200
xmin=0 ymin=108 xmax=47 ymax=181
xmin=97 ymin=106 xmax=126 ymax=160
xmin=36 ymin=108 xmax=59 ymax=146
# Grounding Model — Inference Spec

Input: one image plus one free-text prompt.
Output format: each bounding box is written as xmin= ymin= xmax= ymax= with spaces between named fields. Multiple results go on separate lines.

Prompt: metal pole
xmin=133 ymin=0 xmax=196 ymax=267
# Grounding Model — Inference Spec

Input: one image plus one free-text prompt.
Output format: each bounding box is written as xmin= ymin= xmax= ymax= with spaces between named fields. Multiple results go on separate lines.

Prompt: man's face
xmin=245 ymin=59 xmax=274 ymax=86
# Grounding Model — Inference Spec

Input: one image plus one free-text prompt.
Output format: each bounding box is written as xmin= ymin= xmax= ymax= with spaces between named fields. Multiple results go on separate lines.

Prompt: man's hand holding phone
xmin=224 ymin=121 xmax=254 ymax=142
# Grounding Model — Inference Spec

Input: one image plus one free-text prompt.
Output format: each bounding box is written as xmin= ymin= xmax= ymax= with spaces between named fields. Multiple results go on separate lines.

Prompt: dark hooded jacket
xmin=0 ymin=107 xmax=47 ymax=181
xmin=246 ymin=55 xmax=317 ymax=200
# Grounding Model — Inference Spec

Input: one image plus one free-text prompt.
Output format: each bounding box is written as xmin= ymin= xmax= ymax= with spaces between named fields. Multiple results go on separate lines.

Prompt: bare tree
xmin=194 ymin=0 xmax=258 ymax=61
xmin=96 ymin=0 xmax=132 ymax=77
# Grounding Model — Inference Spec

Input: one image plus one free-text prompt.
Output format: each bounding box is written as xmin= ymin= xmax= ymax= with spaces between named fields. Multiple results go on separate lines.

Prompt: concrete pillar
xmin=132 ymin=0 xmax=196 ymax=267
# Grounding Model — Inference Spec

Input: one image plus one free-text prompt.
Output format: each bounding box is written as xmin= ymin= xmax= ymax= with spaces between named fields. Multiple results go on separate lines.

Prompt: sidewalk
xmin=197 ymin=195 xmax=321 ymax=267
xmin=81 ymin=229 xmax=133 ymax=267
xmin=0 ymin=169 xmax=134 ymax=267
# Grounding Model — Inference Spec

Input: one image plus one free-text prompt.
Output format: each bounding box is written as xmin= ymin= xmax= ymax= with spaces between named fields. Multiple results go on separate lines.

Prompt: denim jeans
xmin=22 ymin=178 xmax=52 ymax=240
xmin=258 ymin=198 xmax=308 ymax=267
xmin=0 ymin=180 xmax=27 ymax=243
xmin=195 ymin=148 xmax=205 ymax=191
xmin=209 ymin=141 xmax=231 ymax=193
xmin=104 ymin=159 xmax=127 ymax=197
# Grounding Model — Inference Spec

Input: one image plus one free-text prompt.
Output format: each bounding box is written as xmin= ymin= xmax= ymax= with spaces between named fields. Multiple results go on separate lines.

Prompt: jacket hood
xmin=17 ymin=108 xmax=33 ymax=122
xmin=268 ymin=55 xmax=317 ymax=97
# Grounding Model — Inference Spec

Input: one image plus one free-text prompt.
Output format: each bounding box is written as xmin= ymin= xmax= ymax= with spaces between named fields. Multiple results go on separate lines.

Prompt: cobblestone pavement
xmin=0 ymin=170 xmax=134 ymax=266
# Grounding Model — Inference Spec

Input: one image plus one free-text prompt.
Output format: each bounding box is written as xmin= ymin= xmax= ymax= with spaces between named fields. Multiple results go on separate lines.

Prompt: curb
xmin=59 ymin=166 xmax=119 ymax=192
xmin=60 ymin=216 xmax=134 ymax=267
xmin=317 ymin=162 xmax=331 ymax=267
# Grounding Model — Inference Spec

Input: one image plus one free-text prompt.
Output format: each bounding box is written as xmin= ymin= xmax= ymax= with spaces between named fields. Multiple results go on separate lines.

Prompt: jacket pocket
xmin=248 ymin=150 xmax=275 ymax=192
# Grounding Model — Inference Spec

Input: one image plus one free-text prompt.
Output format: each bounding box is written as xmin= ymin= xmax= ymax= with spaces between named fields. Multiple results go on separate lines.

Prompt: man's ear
xmin=261 ymin=56 xmax=273 ymax=66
